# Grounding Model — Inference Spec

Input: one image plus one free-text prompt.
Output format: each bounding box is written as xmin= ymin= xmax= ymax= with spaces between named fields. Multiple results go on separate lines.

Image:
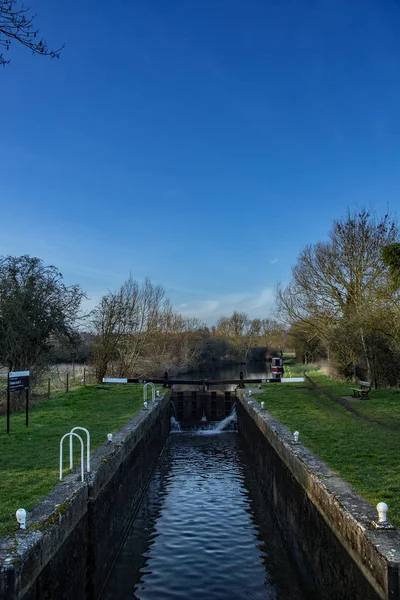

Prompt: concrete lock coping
xmin=0 ymin=396 xmax=171 ymax=600
xmin=239 ymin=394 xmax=400 ymax=600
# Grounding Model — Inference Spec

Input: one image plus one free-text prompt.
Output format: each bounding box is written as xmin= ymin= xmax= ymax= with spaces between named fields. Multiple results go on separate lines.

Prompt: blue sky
xmin=1 ymin=0 xmax=400 ymax=323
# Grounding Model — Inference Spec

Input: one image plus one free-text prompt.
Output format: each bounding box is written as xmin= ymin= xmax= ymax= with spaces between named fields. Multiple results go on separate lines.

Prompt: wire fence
xmin=0 ymin=364 xmax=97 ymax=416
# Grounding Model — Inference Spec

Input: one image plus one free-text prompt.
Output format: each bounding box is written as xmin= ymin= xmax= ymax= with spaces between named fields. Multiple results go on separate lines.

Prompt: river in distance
xmin=100 ymin=430 xmax=305 ymax=600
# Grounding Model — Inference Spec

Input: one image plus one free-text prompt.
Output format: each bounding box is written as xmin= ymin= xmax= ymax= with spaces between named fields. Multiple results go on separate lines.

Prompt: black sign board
xmin=9 ymin=370 xmax=30 ymax=392
xmin=7 ymin=371 xmax=30 ymax=433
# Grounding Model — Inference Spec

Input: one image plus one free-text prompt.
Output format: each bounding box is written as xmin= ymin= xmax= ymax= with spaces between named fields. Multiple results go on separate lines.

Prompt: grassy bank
xmin=254 ymin=375 xmax=400 ymax=527
xmin=305 ymin=371 xmax=400 ymax=429
xmin=283 ymin=357 xmax=400 ymax=429
xmin=0 ymin=384 xmax=153 ymax=535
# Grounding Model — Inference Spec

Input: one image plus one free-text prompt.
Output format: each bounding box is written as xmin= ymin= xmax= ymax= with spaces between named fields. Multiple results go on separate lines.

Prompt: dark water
xmin=101 ymin=432 xmax=305 ymax=600
xmin=183 ymin=362 xmax=270 ymax=380
xmin=176 ymin=362 xmax=271 ymax=390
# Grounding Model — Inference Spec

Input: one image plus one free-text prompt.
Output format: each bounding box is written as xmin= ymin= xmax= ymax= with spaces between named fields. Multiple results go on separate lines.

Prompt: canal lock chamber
xmin=3 ymin=390 xmax=400 ymax=599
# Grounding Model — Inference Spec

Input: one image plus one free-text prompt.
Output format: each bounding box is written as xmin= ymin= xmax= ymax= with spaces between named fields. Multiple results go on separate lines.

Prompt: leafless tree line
xmin=0 ymin=253 xmax=287 ymax=392
xmin=91 ymin=277 xmax=207 ymax=381
xmin=90 ymin=279 xmax=288 ymax=382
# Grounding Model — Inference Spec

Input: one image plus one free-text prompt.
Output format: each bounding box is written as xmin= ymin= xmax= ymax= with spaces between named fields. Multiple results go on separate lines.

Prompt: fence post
xmin=25 ymin=388 xmax=29 ymax=427
xmin=48 ymin=378 xmax=51 ymax=399
xmin=83 ymin=368 xmax=86 ymax=386
xmin=6 ymin=373 xmax=10 ymax=434
xmin=66 ymin=372 xmax=69 ymax=393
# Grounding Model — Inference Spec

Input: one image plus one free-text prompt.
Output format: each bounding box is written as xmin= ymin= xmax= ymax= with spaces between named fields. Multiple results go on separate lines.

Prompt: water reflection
xmin=101 ymin=432 xmax=304 ymax=600
xmin=175 ymin=362 xmax=271 ymax=391
xmin=182 ymin=362 xmax=270 ymax=382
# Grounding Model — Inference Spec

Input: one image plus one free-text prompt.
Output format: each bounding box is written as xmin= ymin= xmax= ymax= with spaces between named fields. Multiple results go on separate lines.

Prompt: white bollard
xmin=377 ymin=502 xmax=388 ymax=524
xmin=293 ymin=431 xmax=299 ymax=443
xmin=144 ymin=401 xmax=148 ymax=409
xmin=107 ymin=433 xmax=113 ymax=444
xmin=261 ymin=401 xmax=265 ymax=409
xmin=16 ymin=508 xmax=27 ymax=530
xmin=156 ymin=390 xmax=160 ymax=398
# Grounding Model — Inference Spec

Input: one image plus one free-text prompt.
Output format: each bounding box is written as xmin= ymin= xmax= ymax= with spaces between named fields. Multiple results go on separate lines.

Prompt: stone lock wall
xmin=0 ymin=395 xmax=171 ymax=600
xmin=3 ymin=389 xmax=400 ymax=600
xmin=237 ymin=396 xmax=400 ymax=600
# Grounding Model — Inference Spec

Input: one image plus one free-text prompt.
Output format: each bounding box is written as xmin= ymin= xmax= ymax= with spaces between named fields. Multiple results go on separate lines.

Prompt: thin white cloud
xmin=269 ymin=258 xmax=278 ymax=264
xmin=174 ymin=287 xmax=275 ymax=325
xmin=249 ymin=288 xmax=275 ymax=309
xmin=63 ymin=286 xmax=276 ymax=329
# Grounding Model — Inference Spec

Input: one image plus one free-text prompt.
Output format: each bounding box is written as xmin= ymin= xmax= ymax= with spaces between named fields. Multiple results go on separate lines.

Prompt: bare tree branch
xmin=0 ymin=0 xmax=64 ymax=66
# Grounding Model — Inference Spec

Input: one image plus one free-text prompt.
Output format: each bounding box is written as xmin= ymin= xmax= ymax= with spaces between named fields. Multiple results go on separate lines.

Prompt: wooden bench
xmin=350 ymin=381 xmax=371 ymax=400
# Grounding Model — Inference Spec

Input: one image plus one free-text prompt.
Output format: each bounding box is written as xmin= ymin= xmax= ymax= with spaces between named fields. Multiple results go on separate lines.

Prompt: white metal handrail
xmin=70 ymin=426 xmax=91 ymax=473
xmin=143 ymin=382 xmax=155 ymax=403
xmin=60 ymin=432 xmax=84 ymax=482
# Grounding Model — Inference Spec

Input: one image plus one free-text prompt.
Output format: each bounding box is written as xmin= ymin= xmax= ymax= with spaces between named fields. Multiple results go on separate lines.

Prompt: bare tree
xmin=215 ymin=311 xmax=258 ymax=361
xmin=91 ymin=292 xmax=127 ymax=383
xmin=138 ymin=306 xmax=206 ymax=375
xmin=268 ymin=323 xmax=288 ymax=358
xmin=116 ymin=278 xmax=166 ymax=377
xmin=289 ymin=320 xmax=326 ymax=364
xmin=277 ymin=209 xmax=399 ymax=381
xmin=92 ymin=278 xmax=209 ymax=380
xmin=0 ymin=0 xmax=63 ymax=66
xmin=382 ymin=243 xmax=400 ymax=288
xmin=91 ymin=277 xmax=168 ymax=382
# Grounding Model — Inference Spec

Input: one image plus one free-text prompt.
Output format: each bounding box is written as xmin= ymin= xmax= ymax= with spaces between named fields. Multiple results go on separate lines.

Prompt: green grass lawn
xmin=3 ymin=364 xmax=400 ymax=536
xmin=303 ymin=370 xmax=400 ymax=429
xmin=0 ymin=383 xmax=156 ymax=535
xmin=282 ymin=357 xmax=317 ymax=376
xmin=254 ymin=378 xmax=400 ymax=527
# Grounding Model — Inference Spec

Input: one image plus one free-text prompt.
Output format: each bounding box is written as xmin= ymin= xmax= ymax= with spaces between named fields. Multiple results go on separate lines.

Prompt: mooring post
xmin=6 ymin=373 xmax=10 ymax=434
xmin=163 ymin=371 xmax=169 ymax=388
xmin=25 ymin=387 xmax=29 ymax=427
xmin=239 ymin=371 xmax=245 ymax=389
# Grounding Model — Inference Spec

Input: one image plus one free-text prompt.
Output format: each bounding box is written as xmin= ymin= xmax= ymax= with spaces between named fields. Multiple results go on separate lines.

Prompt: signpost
xmin=7 ymin=370 xmax=30 ymax=433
